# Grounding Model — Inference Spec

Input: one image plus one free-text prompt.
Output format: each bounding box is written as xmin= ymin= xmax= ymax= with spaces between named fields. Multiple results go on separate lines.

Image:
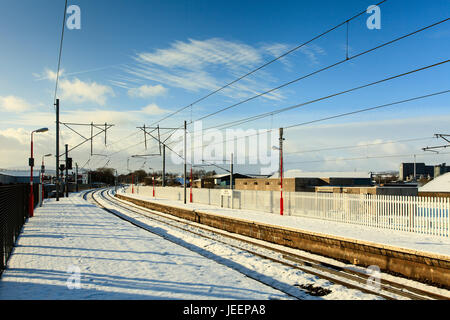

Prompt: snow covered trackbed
xmin=115 ymin=191 xmax=450 ymax=289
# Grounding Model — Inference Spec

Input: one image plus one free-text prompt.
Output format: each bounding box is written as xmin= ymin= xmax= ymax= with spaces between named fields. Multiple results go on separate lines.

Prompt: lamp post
xmin=30 ymin=127 xmax=49 ymax=217
xmin=40 ymin=153 xmax=52 ymax=207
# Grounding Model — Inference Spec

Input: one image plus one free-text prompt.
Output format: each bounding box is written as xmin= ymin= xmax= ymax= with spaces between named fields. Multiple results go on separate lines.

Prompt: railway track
xmin=83 ymin=188 xmax=450 ymax=300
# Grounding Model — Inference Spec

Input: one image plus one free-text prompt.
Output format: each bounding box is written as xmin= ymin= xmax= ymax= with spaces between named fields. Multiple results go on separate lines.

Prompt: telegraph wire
xmin=283 ymin=151 xmax=450 ymax=166
xmin=184 ymin=89 xmax=450 ymax=152
xmin=283 ymin=90 xmax=450 ymax=130
xmin=148 ymin=0 xmax=388 ymax=127
xmin=203 ymin=60 xmax=449 ymax=131
xmin=159 ymin=17 xmax=449 ymax=143
xmin=96 ymin=87 xmax=449 ymax=172
xmin=283 ymin=137 xmax=436 ymax=155
xmin=53 ymin=0 xmax=68 ymax=106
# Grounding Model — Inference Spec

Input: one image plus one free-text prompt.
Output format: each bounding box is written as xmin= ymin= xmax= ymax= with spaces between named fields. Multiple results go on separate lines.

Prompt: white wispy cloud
xmin=0 ymin=95 xmax=31 ymax=112
xmin=136 ymin=38 xmax=262 ymax=71
xmin=128 ymin=84 xmax=168 ymax=98
xmin=58 ymin=78 xmax=115 ymax=106
xmin=298 ymin=44 xmax=326 ymax=65
xmin=117 ymin=38 xmax=321 ymax=102
xmin=32 ymin=68 xmax=61 ymax=81
xmin=140 ymin=103 xmax=169 ymax=115
xmin=34 ymin=68 xmax=115 ymax=106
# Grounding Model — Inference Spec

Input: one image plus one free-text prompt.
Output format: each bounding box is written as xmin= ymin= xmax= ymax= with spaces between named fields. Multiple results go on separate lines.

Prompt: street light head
xmin=272 ymin=146 xmax=280 ymax=150
xmin=35 ymin=127 xmax=49 ymax=133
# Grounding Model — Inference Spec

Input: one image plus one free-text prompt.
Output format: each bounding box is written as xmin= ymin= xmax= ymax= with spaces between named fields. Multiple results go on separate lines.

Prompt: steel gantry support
xmin=422 ymin=134 xmax=450 ymax=153
xmin=58 ymin=122 xmax=114 ymax=157
xmin=136 ymin=124 xmax=182 ymax=189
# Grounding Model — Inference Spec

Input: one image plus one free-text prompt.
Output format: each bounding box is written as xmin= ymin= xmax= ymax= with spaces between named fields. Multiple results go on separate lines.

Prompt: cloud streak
xmin=118 ymin=38 xmax=325 ymax=102
xmin=0 ymin=96 xmax=31 ymax=112
xmin=128 ymin=84 xmax=168 ymax=98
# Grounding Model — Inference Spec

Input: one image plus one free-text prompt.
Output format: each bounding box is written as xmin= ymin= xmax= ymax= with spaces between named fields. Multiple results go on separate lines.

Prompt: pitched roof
xmin=419 ymin=172 xmax=450 ymax=192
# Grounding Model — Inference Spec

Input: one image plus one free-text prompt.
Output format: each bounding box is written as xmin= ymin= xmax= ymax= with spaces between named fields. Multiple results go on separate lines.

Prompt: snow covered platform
xmin=0 ymin=195 xmax=288 ymax=300
xmin=116 ymin=191 xmax=450 ymax=287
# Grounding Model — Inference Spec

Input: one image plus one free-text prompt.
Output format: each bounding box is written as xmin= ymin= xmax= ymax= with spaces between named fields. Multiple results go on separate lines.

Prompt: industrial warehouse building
xmin=235 ymin=170 xmax=373 ymax=192
xmin=0 ymin=170 xmax=41 ymax=184
xmin=399 ymin=162 xmax=450 ymax=181
xmin=192 ymin=173 xmax=254 ymax=189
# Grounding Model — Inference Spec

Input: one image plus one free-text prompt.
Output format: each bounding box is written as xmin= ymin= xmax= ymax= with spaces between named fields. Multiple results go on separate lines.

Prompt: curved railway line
xmin=83 ymin=188 xmax=450 ymax=300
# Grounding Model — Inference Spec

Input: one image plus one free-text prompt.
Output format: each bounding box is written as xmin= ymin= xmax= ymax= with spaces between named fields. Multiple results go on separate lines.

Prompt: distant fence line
xmin=125 ymin=186 xmax=449 ymax=238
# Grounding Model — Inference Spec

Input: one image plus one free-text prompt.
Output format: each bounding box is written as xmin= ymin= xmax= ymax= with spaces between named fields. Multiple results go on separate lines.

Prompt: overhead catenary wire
xmin=101 ymin=88 xmax=449 ymax=169
xmin=77 ymin=7 xmax=448 ymax=174
xmin=82 ymin=13 xmax=449 ymax=171
xmin=182 ymin=89 xmax=449 ymax=153
xmin=201 ymin=60 xmax=449 ymax=131
xmin=53 ymin=0 xmax=68 ymax=106
xmin=148 ymin=0 xmax=389 ymax=128
xmin=159 ymin=17 xmax=449 ymax=144
xmin=176 ymin=87 xmax=450 ymax=154
xmin=283 ymin=136 xmax=437 ymax=156
xmin=283 ymin=151 xmax=450 ymax=166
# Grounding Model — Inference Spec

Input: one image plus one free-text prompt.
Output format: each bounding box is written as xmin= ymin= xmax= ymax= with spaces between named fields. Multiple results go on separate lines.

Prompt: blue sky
xmin=0 ymin=0 xmax=449 ymax=174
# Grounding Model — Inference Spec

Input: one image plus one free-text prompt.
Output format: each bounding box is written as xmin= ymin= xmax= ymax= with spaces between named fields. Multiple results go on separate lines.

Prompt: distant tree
xmin=89 ymin=168 xmax=115 ymax=185
xmin=131 ymin=170 xmax=147 ymax=184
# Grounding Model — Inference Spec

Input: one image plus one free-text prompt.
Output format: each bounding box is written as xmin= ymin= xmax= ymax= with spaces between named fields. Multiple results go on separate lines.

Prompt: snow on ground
xmin=0 ymin=195 xmax=291 ymax=300
xmin=98 ymin=190 xmax=382 ymax=300
xmin=419 ymin=172 xmax=450 ymax=192
xmin=119 ymin=191 xmax=450 ymax=257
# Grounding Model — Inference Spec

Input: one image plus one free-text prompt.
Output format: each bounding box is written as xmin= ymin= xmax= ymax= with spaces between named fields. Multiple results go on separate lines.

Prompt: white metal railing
xmin=125 ymin=186 xmax=450 ymax=238
xmin=286 ymin=192 xmax=449 ymax=238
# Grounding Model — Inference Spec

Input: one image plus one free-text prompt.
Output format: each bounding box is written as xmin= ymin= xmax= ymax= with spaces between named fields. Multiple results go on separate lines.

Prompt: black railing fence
xmin=0 ymin=184 xmax=39 ymax=276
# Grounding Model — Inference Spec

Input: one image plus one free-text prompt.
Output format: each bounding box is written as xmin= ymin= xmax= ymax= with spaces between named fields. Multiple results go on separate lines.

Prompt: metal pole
xmin=29 ymin=132 xmax=34 ymax=217
xmin=279 ymin=128 xmax=284 ymax=216
xmin=56 ymin=99 xmax=60 ymax=201
xmin=65 ymin=144 xmax=69 ymax=197
xmin=90 ymin=122 xmax=93 ymax=156
xmin=115 ymin=169 xmax=117 ymax=193
xmin=162 ymin=144 xmax=166 ymax=187
xmin=153 ymin=173 xmax=155 ymax=197
xmin=230 ymin=153 xmax=233 ymax=190
xmin=230 ymin=153 xmax=233 ymax=209
xmin=75 ymin=162 xmax=79 ymax=192
xmin=39 ymin=168 xmax=42 ymax=207
xmin=184 ymin=120 xmax=187 ymax=204
xmin=143 ymin=124 xmax=147 ymax=149
xmin=40 ymin=156 xmax=44 ymax=207
xmin=190 ymin=166 xmax=192 ymax=203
